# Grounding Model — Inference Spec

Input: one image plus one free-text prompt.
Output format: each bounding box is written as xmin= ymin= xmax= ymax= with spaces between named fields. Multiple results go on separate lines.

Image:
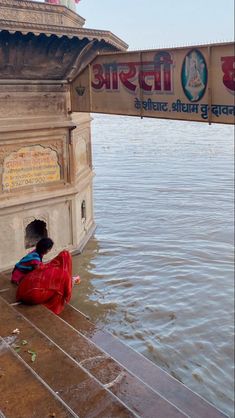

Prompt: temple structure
xmin=45 ymin=0 xmax=80 ymax=13
xmin=0 ymin=0 xmax=128 ymax=271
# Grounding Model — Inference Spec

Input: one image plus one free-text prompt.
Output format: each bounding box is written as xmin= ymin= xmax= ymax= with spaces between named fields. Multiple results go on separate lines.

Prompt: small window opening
xmin=81 ymin=200 xmax=86 ymax=221
xmin=25 ymin=219 xmax=48 ymax=249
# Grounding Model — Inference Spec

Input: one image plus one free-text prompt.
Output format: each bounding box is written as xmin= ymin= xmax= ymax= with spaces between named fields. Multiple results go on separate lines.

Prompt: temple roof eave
xmin=0 ymin=21 xmax=128 ymax=51
xmin=0 ymin=26 xmax=127 ymax=81
xmin=0 ymin=0 xmax=128 ymax=81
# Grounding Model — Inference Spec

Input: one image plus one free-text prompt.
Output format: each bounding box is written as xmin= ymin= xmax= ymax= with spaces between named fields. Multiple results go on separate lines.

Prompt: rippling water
xmin=71 ymin=115 xmax=234 ymax=417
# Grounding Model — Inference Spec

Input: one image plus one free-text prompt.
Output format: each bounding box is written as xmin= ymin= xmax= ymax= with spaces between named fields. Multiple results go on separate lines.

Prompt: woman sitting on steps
xmin=11 ymin=238 xmax=80 ymax=315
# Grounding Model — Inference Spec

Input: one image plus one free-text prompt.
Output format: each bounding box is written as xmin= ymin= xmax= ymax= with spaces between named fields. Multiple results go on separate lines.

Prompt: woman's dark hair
xmin=36 ymin=238 xmax=54 ymax=255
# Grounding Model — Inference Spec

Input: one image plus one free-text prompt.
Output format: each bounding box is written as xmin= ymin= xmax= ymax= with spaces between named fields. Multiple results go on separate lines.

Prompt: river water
xmin=71 ymin=114 xmax=234 ymax=417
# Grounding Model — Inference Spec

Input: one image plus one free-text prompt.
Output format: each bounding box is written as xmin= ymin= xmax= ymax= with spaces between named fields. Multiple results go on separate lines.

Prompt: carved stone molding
xmin=0 ymin=0 xmax=85 ymax=28
xmin=0 ymin=141 xmax=62 ymax=165
xmin=0 ymin=148 xmax=6 ymax=165
xmin=49 ymin=140 xmax=66 ymax=154
xmin=0 ymin=93 xmax=68 ymax=118
xmin=0 ymin=84 xmax=69 ymax=94
xmin=0 ymin=8 xmax=59 ymax=25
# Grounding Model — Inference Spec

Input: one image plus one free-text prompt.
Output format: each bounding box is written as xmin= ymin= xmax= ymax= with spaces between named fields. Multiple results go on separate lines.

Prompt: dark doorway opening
xmin=25 ymin=219 xmax=48 ymax=249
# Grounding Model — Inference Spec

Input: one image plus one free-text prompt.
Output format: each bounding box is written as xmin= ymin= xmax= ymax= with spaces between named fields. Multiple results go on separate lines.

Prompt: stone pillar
xmin=69 ymin=112 xmax=95 ymax=252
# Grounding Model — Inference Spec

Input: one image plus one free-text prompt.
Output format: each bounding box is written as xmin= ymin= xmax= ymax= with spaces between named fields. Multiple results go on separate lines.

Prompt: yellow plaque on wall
xmin=2 ymin=145 xmax=61 ymax=191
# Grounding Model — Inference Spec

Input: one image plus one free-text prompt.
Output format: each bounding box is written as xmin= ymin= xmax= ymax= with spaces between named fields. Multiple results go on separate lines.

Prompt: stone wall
xmin=0 ymin=83 xmax=95 ymax=271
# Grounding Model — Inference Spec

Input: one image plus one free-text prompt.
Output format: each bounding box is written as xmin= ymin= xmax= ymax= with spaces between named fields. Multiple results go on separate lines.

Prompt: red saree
xmin=16 ymin=251 xmax=72 ymax=315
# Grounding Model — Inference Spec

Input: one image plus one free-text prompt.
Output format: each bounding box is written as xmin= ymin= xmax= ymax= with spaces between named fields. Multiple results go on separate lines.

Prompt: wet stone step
xmin=0 ymin=272 xmax=229 ymax=418
xmin=0 ymin=338 xmax=76 ymax=418
xmin=12 ymin=304 xmax=188 ymax=418
xmin=0 ymin=288 xmax=188 ymax=418
xmin=0 ymin=297 xmax=137 ymax=418
xmin=0 ymin=274 xmax=15 ymax=303
xmin=60 ymin=304 xmax=229 ymax=418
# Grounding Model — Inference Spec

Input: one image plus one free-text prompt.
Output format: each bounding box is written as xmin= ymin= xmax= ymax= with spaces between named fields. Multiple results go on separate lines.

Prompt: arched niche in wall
xmin=25 ymin=219 xmax=48 ymax=249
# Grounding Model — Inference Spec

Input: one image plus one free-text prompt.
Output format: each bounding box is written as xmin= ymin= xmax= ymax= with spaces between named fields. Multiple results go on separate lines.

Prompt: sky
xmin=75 ymin=0 xmax=234 ymax=50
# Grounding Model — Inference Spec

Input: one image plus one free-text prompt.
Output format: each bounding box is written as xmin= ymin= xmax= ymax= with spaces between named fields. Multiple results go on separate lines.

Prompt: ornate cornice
xmin=0 ymin=0 xmax=85 ymax=27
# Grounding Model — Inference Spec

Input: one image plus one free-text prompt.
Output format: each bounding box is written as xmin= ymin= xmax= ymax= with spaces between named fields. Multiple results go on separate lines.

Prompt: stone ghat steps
xmin=0 ymin=337 xmax=75 ymax=418
xmin=0 ymin=297 xmax=137 ymax=418
xmin=0 ymin=286 xmax=187 ymax=418
xmin=0 ymin=273 xmax=229 ymax=418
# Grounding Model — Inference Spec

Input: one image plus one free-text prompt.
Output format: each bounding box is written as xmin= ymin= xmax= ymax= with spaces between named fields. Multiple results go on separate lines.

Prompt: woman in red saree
xmin=13 ymin=238 xmax=77 ymax=315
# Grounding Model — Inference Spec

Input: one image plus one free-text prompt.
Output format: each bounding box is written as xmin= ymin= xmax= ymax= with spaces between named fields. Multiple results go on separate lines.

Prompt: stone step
xmin=0 ymin=338 xmax=77 ymax=418
xmin=0 ymin=283 xmax=188 ymax=418
xmin=0 ymin=297 xmax=138 ymax=418
xmin=0 ymin=273 xmax=229 ymax=418
xmin=61 ymin=305 xmax=229 ymax=418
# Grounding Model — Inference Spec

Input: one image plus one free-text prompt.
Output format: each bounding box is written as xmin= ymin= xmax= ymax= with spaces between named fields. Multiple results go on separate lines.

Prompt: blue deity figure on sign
xmin=181 ymin=49 xmax=207 ymax=102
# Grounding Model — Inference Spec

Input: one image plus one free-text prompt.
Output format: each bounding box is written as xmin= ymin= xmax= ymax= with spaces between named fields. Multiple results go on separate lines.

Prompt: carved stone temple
xmin=0 ymin=0 xmax=127 ymax=271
